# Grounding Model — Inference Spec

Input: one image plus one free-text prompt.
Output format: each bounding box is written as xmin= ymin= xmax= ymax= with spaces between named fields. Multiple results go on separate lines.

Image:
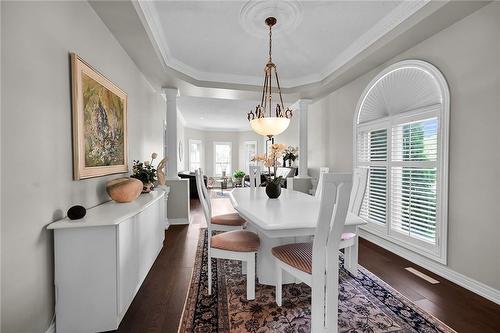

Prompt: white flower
xmin=144 ymin=161 xmax=150 ymax=166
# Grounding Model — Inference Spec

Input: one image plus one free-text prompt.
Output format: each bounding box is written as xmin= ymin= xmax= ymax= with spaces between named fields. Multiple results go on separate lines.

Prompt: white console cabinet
xmin=47 ymin=190 xmax=167 ymax=333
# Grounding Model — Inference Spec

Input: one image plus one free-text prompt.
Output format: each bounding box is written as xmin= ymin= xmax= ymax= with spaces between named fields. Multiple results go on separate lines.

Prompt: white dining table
xmin=229 ymin=187 xmax=367 ymax=285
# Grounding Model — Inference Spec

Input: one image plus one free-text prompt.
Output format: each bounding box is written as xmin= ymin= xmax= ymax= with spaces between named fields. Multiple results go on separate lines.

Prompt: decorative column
xmin=163 ymin=88 xmax=179 ymax=179
xmin=297 ymin=99 xmax=312 ymax=178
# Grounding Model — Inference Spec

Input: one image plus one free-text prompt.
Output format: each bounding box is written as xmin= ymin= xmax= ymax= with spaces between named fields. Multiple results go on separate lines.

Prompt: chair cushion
xmin=341 ymin=232 xmax=356 ymax=241
xmin=272 ymin=242 xmax=312 ymax=274
xmin=211 ymin=213 xmax=246 ymax=226
xmin=211 ymin=230 xmax=260 ymax=252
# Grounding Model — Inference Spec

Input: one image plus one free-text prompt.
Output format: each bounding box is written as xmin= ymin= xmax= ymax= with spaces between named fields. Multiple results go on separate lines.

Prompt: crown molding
xmin=184 ymin=124 xmax=252 ymax=133
xmin=135 ymin=0 xmax=431 ymax=89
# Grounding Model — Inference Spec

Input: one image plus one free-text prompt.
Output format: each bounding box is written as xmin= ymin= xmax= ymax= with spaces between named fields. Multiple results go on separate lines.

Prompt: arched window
xmin=354 ymin=60 xmax=449 ymax=263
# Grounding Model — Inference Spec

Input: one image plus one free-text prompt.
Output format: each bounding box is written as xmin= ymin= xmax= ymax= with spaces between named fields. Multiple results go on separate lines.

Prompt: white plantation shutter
xmin=358 ymin=128 xmax=388 ymax=225
xmin=391 ymin=118 xmax=438 ymax=244
xmin=360 ymin=167 xmax=387 ymax=224
xmin=357 ymin=115 xmax=443 ymax=255
xmin=391 ymin=167 xmax=437 ymax=242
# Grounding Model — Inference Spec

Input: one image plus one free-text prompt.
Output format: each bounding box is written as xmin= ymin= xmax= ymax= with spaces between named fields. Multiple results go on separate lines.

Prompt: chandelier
xmin=247 ymin=17 xmax=293 ymax=138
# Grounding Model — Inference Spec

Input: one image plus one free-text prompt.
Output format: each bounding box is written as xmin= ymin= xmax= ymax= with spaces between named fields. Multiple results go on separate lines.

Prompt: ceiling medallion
xmin=247 ymin=17 xmax=293 ymax=138
xmin=239 ymin=0 xmax=303 ymax=38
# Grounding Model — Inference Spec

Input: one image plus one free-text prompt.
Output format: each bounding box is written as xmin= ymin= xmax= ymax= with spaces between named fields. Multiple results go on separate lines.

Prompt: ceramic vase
xmin=265 ymin=182 xmax=281 ymax=199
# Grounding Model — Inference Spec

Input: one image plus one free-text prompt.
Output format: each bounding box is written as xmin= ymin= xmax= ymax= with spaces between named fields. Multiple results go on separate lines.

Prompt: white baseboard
xmin=45 ymin=321 xmax=55 ymax=333
xmin=168 ymin=217 xmax=190 ymax=225
xmin=359 ymin=229 xmax=500 ymax=305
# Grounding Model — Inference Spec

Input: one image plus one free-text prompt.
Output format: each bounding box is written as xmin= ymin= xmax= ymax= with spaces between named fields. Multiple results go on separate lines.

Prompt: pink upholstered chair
xmin=195 ymin=169 xmax=260 ymax=300
xmin=196 ymin=169 xmax=246 ymax=232
xmin=272 ymin=173 xmax=352 ymax=333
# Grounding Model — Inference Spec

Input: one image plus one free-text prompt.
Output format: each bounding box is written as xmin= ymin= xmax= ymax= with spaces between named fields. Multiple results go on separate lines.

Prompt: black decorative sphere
xmin=67 ymin=205 xmax=86 ymax=220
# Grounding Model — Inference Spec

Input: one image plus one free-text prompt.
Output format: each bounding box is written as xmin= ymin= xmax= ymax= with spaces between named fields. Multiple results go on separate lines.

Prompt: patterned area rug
xmin=179 ymin=230 xmax=455 ymax=333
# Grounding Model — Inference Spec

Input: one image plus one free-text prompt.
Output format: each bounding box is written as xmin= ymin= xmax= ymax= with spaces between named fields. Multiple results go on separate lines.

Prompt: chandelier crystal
xmin=247 ymin=17 xmax=293 ymax=138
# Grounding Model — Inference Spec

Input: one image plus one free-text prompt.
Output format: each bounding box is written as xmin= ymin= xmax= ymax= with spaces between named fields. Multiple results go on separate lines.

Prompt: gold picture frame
xmin=71 ymin=53 xmax=128 ymax=180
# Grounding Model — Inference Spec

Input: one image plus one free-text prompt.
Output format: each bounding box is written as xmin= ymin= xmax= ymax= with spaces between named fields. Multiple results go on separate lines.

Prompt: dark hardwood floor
xmin=111 ymin=197 xmax=500 ymax=333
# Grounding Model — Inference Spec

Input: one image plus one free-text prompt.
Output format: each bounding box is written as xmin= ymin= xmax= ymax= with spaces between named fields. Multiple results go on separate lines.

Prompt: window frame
xmin=188 ymin=139 xmax=203 ymax=172
xmin=213 ymin=141 xmax=232 ymax=177
xmin=353 ymin=60 xmax=449 ymax=265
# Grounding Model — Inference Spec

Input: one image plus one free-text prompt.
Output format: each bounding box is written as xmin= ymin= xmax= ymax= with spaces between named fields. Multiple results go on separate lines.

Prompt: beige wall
xmin=309 ymin=2 xmax=500 ymax=290
xmin=1 ymin=2 xmax=165 ymax=332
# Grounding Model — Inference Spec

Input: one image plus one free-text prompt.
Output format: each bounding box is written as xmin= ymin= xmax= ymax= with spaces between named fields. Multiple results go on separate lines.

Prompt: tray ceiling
xmin=136 ymin=0 xmax=430 ymax=88
xmin=178 ymin=96 xmax=261 ymax=132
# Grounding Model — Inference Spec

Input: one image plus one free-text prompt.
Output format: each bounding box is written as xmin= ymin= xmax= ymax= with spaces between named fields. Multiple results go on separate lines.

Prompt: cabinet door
xmin=158 ymin=197 xmax=166 ymax=247
xmin=117 ymin=217 xmax=138 ymax=317
xmin=137 ymin=201 xmax=160 ymax=283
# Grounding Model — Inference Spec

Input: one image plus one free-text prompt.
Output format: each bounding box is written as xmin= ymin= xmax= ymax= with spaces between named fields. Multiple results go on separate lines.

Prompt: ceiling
xmin=92 ymin=0 xmax=489 ymax=98
xmin=138 ymin=0 xmax=408 ymax=88
xmin=178 ymin=96 xmax=260 ymax=131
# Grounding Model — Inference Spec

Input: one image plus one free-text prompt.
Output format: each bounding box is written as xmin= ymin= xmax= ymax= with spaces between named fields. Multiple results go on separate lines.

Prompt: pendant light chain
xmin=247 ymin=17 xmax=293 ymax=137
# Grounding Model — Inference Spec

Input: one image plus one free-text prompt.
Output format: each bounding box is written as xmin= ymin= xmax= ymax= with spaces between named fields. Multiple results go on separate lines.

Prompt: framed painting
xmin=71 ymin=53 xmax=128 ymax=180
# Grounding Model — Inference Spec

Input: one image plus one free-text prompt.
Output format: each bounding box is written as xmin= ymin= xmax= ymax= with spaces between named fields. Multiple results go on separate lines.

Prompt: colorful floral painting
xmin=82 ymin=73 xmax=125 ymax=167
xmin=71 ymin=53 xmax=128 ymax=179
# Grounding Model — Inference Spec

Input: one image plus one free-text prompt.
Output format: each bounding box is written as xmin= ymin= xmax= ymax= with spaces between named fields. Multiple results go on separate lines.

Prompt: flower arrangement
xmin=283 ymin=146 xmax=298 ymax=167
xmin=251 ymin=143 xmax=287 ymax=185
xmin=131 ymin=152 xmax=158 ymax=192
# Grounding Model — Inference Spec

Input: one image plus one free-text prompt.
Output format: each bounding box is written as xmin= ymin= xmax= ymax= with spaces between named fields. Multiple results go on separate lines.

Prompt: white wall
xmin=1 ymin=2 xmax=165 ymax=332
xmin=308 ymin=2 xmax=500 ymax=291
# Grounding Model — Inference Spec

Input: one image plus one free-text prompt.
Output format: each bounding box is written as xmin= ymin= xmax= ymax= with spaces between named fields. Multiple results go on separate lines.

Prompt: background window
xmin=354 ymin=60 xmax=449 ymax=263
xmin=244 ymin=141 xmax=257 ymax=173
xmin=189 ymin=139 xmax=202 ymax=172
xmin=214 ymin=142 xmax=232 ymax=176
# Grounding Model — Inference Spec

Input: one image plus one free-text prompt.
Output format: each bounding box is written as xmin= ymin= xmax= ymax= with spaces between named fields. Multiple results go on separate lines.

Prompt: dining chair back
xmin=313 ymin=173 xmax=352 ymax=332
xmin=248 ymin=165 xmax=261 ymax=188
xmin=348 ymin=167 xmax=369 ymax=215
xmin=273 ymin=173 xmax=352 ymax=333
xmin=196 ymin=168 xmax=246 ymax=233
xmin=195 ymin=169 xmax=259 ymax=300
xmin=314 ymin=167 xmax=330 ymax=199
xmin=340 ymin=167 xmax=369 ymax=277
xmin=195 ymin=169 xmax=212 ymax=229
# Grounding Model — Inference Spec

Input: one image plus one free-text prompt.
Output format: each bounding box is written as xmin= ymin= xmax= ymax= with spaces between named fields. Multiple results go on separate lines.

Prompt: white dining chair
xmin=340 ymin=167 xmax=369 ymax=276
xmin=314 ymin=167 xmax=330 ymax=199
xmin=196 ymin=169 xmax=246 ymax=232
xmin=195 ymin=169 xmax=260 ymax=300
xmin=248 ymin=165 xmax=261 ymax=188
xmin=272 ymin=173 xmax=352 ymax=333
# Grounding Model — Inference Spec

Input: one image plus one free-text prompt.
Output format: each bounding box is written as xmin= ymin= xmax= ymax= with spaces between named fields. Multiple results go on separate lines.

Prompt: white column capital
xmin=292 ymin=99 xmax=313 ymax=110
xmin=162 ymin=87 xmax=178 ymax=100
